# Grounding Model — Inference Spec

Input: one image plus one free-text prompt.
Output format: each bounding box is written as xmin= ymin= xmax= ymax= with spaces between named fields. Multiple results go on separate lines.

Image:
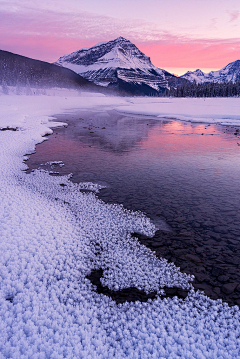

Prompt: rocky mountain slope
xmin=56 ymin=37 xmax=187 ymax=95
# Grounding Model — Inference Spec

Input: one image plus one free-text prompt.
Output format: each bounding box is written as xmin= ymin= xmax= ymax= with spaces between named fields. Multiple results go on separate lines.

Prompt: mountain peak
xmin=181 ymin=60 xmax=240 ymax=84
xmin=56 ymin=37 xmax=151 ymax=70
xmin=195 ymin=69 xmax=205 ymax=75
xmin=55 ymin=37 xmax=186 ymax=95
xmin=114 ymin=36 xmax=129 ymax=42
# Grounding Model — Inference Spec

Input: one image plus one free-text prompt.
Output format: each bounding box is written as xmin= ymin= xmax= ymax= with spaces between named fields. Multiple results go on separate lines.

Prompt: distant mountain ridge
xmin=181 ymin=60 xmax=240 ymax=84
xmin=56 ymin=37 xmax=187 ymax=95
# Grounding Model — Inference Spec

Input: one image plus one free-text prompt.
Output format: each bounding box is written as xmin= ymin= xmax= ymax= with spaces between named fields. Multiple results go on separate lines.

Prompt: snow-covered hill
xmin=56 ymin=37 xmax=186 ymax=95
xmin=181 ymin=60 xmax=240 ymax=84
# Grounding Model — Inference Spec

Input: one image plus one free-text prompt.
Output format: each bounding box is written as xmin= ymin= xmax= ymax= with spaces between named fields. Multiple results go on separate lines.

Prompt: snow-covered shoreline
xmin=1 ymin=93 xmax=240 ymax=358
xmin=115 ymin=97 xmax=240 ymax=127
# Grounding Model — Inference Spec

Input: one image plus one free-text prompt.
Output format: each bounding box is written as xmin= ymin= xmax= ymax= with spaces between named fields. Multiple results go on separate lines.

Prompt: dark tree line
xmin=164 ymin=81 xmax=240 ymax=97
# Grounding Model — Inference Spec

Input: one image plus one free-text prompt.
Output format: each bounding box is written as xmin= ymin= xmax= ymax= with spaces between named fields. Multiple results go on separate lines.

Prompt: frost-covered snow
xmin=1 ymin=92 xmax=240 ymax=358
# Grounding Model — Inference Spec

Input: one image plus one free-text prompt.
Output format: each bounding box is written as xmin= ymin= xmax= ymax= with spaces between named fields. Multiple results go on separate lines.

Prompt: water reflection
xmin=26 ymin=109 xmax=240 ymax=307
xmin=57 ymin=110 xmax=161 ymax=153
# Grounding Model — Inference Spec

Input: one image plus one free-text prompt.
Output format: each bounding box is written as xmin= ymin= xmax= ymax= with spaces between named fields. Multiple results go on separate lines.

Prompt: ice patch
xmin=45 ymin=161 xmax=65 ymax=167
xmin=150 ymin=215 xmax=171 ymax=232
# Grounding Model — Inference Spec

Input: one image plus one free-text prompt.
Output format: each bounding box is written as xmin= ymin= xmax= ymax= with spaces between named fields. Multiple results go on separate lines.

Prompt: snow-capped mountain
xmin=180 ymin=69 xmax=207 ymax=84
xmin=181 ymin=60 xmax=240 ymax=84
xmin=56 ymin=37 xmax=186 ymax=95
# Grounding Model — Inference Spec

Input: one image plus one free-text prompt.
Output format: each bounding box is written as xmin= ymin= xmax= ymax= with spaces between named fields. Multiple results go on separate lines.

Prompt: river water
xmin=26 ymin=109 xmax=240 ymax=306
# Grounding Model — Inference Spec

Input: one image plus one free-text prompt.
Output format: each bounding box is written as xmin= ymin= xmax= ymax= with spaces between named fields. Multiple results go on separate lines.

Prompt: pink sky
xmin=1 ymin=0 xmax=240 ymax=75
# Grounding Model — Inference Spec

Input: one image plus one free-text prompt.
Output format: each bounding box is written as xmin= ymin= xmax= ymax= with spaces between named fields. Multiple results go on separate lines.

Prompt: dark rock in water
xmin=174 ymin=249 xmax=187 ymax=257
xmin=194 ymin=282 xmax=213 ymax=297
xmin=222 ymin=283 xmax=238 ymax=295
xmin=230 ymin=257 xmax=240 ymax=265
xmin=210 ymin=232 xmax=221 ymax=241
xmin=218 ymin=275 xmax=230 ymax=282
xmin=211 ymin=267 xmax=223 ymax=277
xmin=214 ymin=226 xmax=228 ymax=234
xmin=213 ymin=287 xmax=221 ymax=295
xmin=149 ymin=242 xmax=163 ymax=248
xmin=195 ymin=273 xmax=209 ymax=283
xmin=185 ymin=254 xmax=201 ymax=263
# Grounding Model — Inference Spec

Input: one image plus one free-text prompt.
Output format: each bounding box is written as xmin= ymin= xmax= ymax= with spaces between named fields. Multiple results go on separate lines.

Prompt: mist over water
xmin=26 ymin=109 xmax=240 ymax=306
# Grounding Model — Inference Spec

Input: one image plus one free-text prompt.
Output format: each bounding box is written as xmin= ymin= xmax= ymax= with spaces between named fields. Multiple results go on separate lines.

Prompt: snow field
xmin=116 ymin=97 xmax=240 ymax=126
xmin=0 ymin=93 xmax=240 ymax=358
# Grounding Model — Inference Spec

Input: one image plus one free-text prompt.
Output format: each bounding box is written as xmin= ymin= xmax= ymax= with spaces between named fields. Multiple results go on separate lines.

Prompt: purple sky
xmin=1 ymin=0 xmax=240 ymax=75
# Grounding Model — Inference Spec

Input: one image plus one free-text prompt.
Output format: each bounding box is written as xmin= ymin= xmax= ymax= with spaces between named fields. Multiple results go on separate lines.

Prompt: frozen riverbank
xmin=116 ymin=97 xmax=240 ymax=127
xmin=26 ymin=108 xmax=240 ymax=308
xmin=1 ymin=93 xmax=240 ymax=358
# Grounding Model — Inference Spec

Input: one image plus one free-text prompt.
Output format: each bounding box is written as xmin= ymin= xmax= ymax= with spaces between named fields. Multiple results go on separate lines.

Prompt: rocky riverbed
xmin=133 ymin=228 xmax=240 ymax=307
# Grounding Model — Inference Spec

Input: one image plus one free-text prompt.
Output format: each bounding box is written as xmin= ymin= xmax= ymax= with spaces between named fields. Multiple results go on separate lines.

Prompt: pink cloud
xmin=138 ymin=40 xmax=240 ymax=69
xmin=0 ymin=34 xmax=95 ymax=62
xmin=228 ymin=10 xmax=240 ymax=22
xmin=1 ymin=5 xmax=240 ymax=70
xmin=2 ymin=34 xmax=240 ymax=71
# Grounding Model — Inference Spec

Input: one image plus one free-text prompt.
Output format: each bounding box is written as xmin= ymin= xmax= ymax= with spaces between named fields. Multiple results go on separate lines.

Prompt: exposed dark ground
xmin=86 ymin=268 xmax=189 ymax=304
